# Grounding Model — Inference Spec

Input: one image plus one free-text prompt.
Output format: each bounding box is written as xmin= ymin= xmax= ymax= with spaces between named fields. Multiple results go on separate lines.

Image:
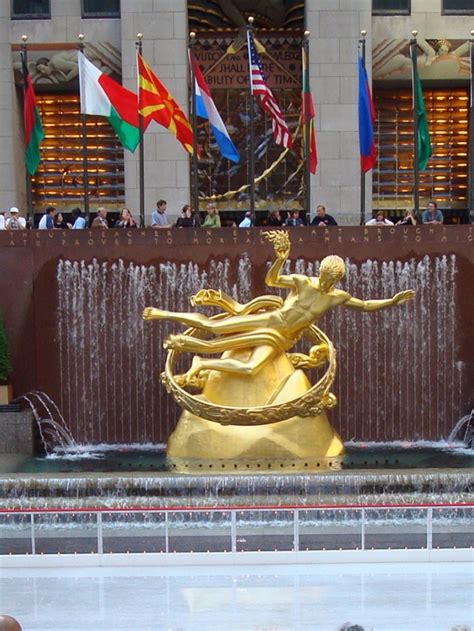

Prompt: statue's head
xmin=319 ymin=255 xmax=345 ymax=290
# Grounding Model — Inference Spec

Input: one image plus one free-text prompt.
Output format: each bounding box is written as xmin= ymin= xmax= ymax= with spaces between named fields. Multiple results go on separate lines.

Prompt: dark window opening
xmin=442 ymin=0 xmax=474 ymax=14
xmin=81 ymin=0 xmax=120 ymax=18
xmin=11 ymin=0 xmax=50 ymax=19
xmin=372 ymin=0 xmax=410 ymax=15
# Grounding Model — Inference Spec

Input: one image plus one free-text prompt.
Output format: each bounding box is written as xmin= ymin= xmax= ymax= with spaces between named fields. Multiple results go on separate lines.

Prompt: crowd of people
xmin=0 ymin=199 xmax=461 ymax=231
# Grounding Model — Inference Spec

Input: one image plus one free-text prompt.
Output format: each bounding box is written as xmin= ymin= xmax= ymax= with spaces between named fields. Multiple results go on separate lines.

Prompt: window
xmin=372 ymin=0 xmax=410 ymax=15
xmin=81 ymin=0 xmax=120 ymax=18
xmin=373 ymin=87 xmax=469 ymax=212
xmin=32 ymin=94 xmax=125 ymax=214
xmin=11 ymin=0 xmax=50 ymax=19
xmin=442 ymin=0 xmax=474 ymax=14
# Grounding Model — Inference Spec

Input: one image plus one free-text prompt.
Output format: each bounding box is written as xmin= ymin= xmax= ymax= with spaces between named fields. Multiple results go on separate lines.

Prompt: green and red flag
xmin=302 ymin=45 xmax=317 ymax=173
xmin=21 ymin=53 xmax=44 ymax=175
xmin=78 ymin=51 xmax=146 ymax=152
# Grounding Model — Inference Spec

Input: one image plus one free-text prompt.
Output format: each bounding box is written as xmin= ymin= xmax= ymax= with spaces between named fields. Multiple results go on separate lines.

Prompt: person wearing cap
xmin=6 ymin=207 xmax=26 ymax=230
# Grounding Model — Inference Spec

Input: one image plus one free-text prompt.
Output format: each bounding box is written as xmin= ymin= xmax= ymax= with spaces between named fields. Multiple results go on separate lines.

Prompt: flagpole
xmin=20 ymin=35 xmax=33 ymax=226
xmin=410 ymin=31 xmax=420 ymax=216
xmin=77 ymin=33 xmax=90 ymax=225
xmin=189 ymin=32 xmax=200 ymax=219
xmin=302 ymin=30 xmax=311 ymax=224
xmin=468 ymin=30 xmax=474 ymax=221
xmin=247 ymin=16 xmax=256 ymax=221
xmin=136 ymin=33 xmax=145 ymax=229
xmin=359 ymin=30 xmax=367 ymax=226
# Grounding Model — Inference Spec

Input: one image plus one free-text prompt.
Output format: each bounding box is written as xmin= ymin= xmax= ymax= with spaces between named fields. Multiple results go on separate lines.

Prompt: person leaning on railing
xmin=421 ymin=200 xmax=443 ymax=225
xmin=202 ymin=203 xmax=221 ymax=228
xmin=396 ymin=209 xmax=417 ymax=226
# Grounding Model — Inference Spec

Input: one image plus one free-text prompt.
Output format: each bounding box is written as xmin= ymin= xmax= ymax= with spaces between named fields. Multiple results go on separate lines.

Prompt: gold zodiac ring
xmin=161 ymin=323 xmax=337 ymax=426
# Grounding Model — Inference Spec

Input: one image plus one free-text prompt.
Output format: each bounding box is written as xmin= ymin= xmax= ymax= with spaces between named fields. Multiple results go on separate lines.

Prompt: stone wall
xmin=306 ymin=0 xmax=372 ymax=225
xmin=120 ymin=0 xmax=190 ymax=222
xmin=0 ymin=409 xmax=34 ymax=455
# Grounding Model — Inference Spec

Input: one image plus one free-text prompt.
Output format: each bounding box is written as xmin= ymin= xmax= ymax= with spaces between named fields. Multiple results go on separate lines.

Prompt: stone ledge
xmin=0 ymin=410 xmax=34 ymax=455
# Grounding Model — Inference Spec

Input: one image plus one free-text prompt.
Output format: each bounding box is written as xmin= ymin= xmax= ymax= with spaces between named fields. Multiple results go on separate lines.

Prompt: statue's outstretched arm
xmin=264 ymin=230 xmax=294 ymax=289
xmin=344 ymin=289 xmax=415 ymax=312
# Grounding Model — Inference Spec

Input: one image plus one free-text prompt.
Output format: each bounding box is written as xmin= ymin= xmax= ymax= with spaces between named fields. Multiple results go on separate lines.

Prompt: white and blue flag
xmin=190 ymin=53 xmax=239 ymax=163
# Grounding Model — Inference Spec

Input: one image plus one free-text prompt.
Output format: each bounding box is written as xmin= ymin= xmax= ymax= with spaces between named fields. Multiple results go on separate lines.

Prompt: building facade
xmin=0 ymin=0 xmax=472 ymax=225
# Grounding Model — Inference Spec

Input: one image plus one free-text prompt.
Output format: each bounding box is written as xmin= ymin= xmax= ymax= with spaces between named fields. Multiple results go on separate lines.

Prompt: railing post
xmin=231 ymin=510 xmax=237 ymax=553
xmin=30 ymin=513 xmax=36 ymax=555
xmin=97 ymin=512 xmax=103 ymax=555
xmin=293 ymin=509 xmax=299 ymax=552
xmin=426 ymin=507 xmax=433 ymax=550
xmin=361 ymin=508 xmax=366 ymax=551
xmin=164 ymin=511 xmax=169 ymax=554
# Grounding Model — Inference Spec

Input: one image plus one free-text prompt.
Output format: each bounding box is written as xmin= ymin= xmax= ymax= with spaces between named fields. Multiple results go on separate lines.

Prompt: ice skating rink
xmin=0 ymin=562 xmax=472 ymax=630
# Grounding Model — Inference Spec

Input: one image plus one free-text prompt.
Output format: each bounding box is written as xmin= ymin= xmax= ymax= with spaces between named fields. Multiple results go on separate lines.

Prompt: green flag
xmin=415 ymin=72 xmax=431 ymax=170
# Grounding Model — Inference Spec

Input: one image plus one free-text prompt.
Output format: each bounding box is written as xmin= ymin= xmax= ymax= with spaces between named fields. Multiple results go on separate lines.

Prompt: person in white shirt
xmin=6 ymin=207 xmax=26 ymax=230
xmin=38 ymin=206 xmax=56 ymax=229
xmin=365 ymin=211 xmax=394 ymax=226
xmin=239 ymin=211 xmax=253 ymax=228
xmin=0 ymin=212 xmax=5 ymax=230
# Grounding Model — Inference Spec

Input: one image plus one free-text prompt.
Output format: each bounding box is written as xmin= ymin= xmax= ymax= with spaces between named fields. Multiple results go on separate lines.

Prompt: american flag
xmin=246 ymin=32 xmax=292 ymax=149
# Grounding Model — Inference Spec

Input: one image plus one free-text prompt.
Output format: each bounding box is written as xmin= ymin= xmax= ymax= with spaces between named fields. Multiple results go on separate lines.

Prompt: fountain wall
xmin=0 ymin=226 xmax=472 ymax=445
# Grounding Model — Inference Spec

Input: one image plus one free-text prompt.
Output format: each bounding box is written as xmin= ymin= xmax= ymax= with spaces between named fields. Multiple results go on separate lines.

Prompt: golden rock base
xmin=167 ymin=409 xmax=344 ymax=472
xmin=167 ymin=349 xmax=344 ymax=471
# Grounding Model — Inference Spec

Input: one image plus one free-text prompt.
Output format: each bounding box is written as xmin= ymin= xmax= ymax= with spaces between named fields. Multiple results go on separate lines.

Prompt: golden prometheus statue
xmin=143 ymin=231 xmax=415 ymax=470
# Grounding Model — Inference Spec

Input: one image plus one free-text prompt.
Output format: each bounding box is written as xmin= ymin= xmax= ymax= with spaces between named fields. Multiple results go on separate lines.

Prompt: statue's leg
xmin=165 ymin=329 xmax=281 ymax=354
xmin=144 ymin=306 xmax=270 ymax=335
xmin=143 ymin=307 xmax=213 ymax=329
xmin=185 ymin=344 xmax=277 ymax=381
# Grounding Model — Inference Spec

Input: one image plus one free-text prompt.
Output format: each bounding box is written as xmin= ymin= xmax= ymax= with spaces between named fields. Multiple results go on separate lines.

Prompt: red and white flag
xmin=246 ymin=32 xmax=292 ymax=149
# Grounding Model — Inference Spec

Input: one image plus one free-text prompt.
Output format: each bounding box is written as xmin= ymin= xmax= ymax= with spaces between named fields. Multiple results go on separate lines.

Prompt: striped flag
xmin=246 ymin=32 xmax=292 ymax=149
xmin=190 ymin=51 xmax=239 ymax=163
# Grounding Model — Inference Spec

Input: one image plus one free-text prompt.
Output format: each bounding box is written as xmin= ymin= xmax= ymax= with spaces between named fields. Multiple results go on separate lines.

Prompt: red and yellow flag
xmin=137 ymin=53 xmax=194 ymax=155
